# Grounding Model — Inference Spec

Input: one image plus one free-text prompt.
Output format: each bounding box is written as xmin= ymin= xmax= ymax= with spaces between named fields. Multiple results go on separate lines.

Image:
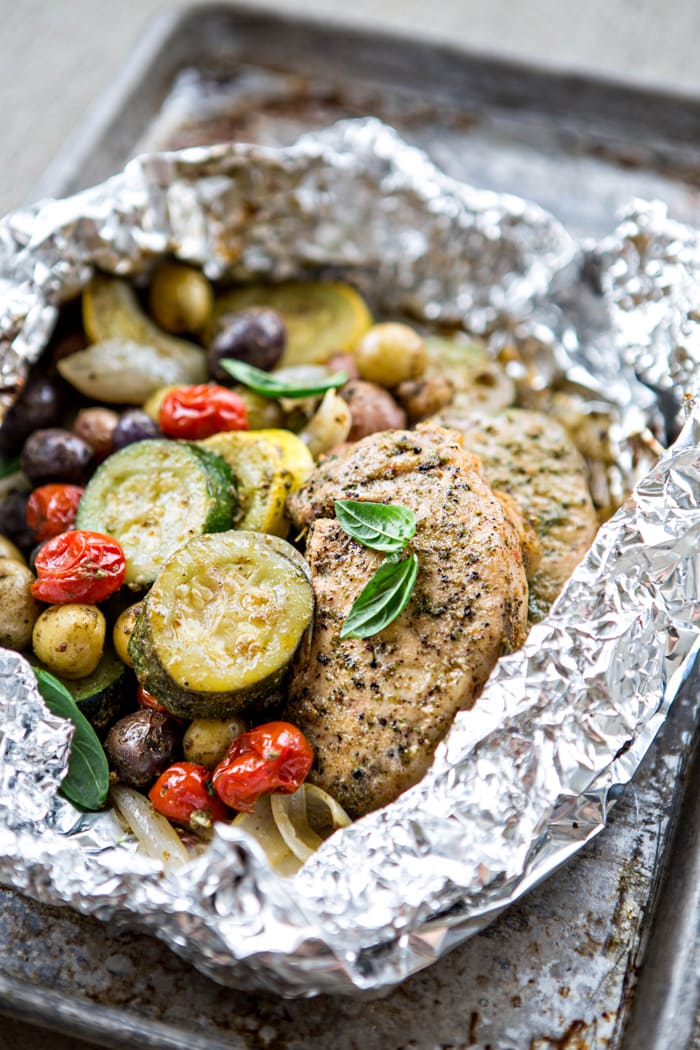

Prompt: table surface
xmin=2 ymin=2 xmax=700 ymax=1048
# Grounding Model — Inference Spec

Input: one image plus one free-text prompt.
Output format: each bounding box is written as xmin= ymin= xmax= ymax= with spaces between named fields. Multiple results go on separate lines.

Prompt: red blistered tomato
xmin=137 ymin=686 xmax=169 ymax=715
xmin=212 ymin=721 xmax=313 ymax=813
xmin=149 ymin=762 xmax=229 ymax=828
xmin=159 ymin=384 xmax=248 ymax=440
xmin=26 ymin=483 xmax=84 ymax=542
xmin=31 ymin=530 xmax=126 ymax=604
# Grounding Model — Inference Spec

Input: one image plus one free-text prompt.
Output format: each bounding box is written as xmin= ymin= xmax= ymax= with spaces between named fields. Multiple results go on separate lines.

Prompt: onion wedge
xmin=110 ymin=784 xmax=189 ymax=873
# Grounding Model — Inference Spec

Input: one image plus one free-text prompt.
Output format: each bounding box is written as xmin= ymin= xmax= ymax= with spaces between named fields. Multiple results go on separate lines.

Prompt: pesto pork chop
xmin=434 ymin=407 xmax=598 ymax=623
xmin=284 ymin=424 xmax=529 ymax=817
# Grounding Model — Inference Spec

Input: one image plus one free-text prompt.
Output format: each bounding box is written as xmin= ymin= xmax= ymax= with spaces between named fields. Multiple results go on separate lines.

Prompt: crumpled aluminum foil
xmin=0 ymin=118 xmax=699 ymax=996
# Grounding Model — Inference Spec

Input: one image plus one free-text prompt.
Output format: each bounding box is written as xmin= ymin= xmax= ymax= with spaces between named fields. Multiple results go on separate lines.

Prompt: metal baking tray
xmin=4 ymin=4 xmax=700 ymax=1047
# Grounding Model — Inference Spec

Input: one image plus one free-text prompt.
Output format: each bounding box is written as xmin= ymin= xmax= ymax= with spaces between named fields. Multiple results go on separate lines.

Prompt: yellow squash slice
xmin=201 ymin=431 xmax=294 ymax=537
xmin=208 ymin=281 xmax=372 ymax=366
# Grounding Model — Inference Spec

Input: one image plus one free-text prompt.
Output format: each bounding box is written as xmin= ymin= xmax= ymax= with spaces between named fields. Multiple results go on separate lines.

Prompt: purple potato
xmin=21 ymin=429 xmax=93 ymax=486
xmin=112 ymin=410 xmax=160 ymax=451
xmin=105 ymin=709 xmax=183 ymax=788
xmin=0 ymin=490 xmax=32 ymax=548
xmin=208 ymin=309 xmax=286 ymax=380
xmin=0 ymin=374 xmax=65 ymax=453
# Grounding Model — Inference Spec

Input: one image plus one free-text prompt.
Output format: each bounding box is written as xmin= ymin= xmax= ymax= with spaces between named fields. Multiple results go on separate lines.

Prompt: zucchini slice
xmin=200 ymin=430 xmax=312 ymax=537
xmin=208 ymin=282 xmax=372 ymax=367
xmin=76 ymin=439 xmax=235 ymax=588
xmin=201 ymin=431 xmax=291 ymax=537
xmin=129 ymin=531 xmax=314 ymax=718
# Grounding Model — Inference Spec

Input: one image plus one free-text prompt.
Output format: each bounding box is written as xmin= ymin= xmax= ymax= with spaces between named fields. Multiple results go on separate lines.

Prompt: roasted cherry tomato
xmin=149 ymin=761 xmax=229 ymax=828
xmin=159 ymin=384 xmax=248 ymax=440
xmin=26 ymin=483 xmax=84 ymax=542
xmin=212 ymin=721 xmax=313 ymax=813
xmin=136 ymin=685 xmax=170 ymax=715
xmin=31 ymin=529 xmax=126 ymax=604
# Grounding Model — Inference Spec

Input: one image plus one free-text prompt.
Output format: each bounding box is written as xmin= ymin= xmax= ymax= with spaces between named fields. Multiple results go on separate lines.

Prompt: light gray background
xmin=1 ymin=1 xmax=699 ymax=1048
xmin=4 ymin=0 xmax=700 ymax=215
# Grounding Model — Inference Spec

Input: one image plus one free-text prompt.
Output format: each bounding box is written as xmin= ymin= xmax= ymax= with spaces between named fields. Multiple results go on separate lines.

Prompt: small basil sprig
xmin=340 ymin=553 xmax=418 ymax=639
xmin=220 ymin=358 xmax=348 ymax=399
xmin=34 ymin=668 xmax=109 ymax=811
xmin=334 ymin=499 xmax=419 ymax=639
xmin=335 ymin=499 xmax=416 ymax=553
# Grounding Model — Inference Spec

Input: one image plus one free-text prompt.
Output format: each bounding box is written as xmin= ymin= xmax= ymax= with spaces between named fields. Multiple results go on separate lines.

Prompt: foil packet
xmin=0 ymin=119 xmax=699 ymax=996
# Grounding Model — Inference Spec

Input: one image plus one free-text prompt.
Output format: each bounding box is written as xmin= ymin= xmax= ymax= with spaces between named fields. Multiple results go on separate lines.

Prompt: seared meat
xmin=284 ymin=424 xmax=529 ymax=817
xmin=434 ymin=408 xmax=598 ymax=622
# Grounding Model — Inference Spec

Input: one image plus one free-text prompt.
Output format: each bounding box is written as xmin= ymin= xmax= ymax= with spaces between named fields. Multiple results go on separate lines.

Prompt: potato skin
xmin=105 ymin=709 xmax=183 ymax=788
xmin=340 ymin=380 xmax=407 ymax=442
xmin=0 ymin=558 xmax=39 ymax=649
xmin=395 ymin=374 xmax=454 ymax=422
xmin=149 ymin=261 xmax=213 ymax=335
xmin=183 ymin=716 xmax=246 ymax=769
xmin=0 ymin=535 xmax=26 ymax=564
xmin=354 ymin=323 xmax=427 ymax=388
xmin=32 ymin=603 xmax=106 ymax=679
xmin=112 ymin=601 xmax=143 ymax=668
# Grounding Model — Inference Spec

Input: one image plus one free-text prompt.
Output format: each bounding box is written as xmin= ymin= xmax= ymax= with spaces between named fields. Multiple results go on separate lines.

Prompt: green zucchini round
xmin=129 ymin=531 xmax=313 ymax=718
xmin=76 ymin=438 xmax=236 ymax=587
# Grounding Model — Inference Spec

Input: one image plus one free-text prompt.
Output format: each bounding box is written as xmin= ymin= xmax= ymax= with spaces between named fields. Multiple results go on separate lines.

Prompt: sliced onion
xmin=303 ymin=783 xmax=353 ymax=835
xmin=232 ymin=795 xmax=302 ymax=876
xmin=58 ymin=340 xmax=200 ymax=404
xmin=271 ymin=784 xmax=351 ymax=863
xmin=270 ymin=789 xmax=322 ymax=862
xmin=110 ymin=784 xmax=189 ymax=873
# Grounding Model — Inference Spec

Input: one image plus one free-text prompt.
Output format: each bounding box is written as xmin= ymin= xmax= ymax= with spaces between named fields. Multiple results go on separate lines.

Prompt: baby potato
xmin=183 ymin=716 xmax=247 ymax=769
xmin=149 ymin=261 xmax=213 ymax=335
xmin=354 ymin=323 xmax=427 ymax=388
xmin=32 ymin=603 xmax=106 ymax=679
xmin=341 ymin=380 xmax=407 ymax=442
xmin=0 ymin=558 xmax=39 ymax=650
xmin=72 ymin=406 xmax=120 ymax=459
xmin=113 ymin=601 xmax=143 ymax=668
xmin=0 ymin=535 xmax=26 ymax=564
xmin=395 ymin=374 xmax=455 ymax=422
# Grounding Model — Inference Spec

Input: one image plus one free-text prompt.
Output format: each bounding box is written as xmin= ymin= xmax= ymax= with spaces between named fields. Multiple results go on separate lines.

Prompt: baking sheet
xmin=5 ymin=3 xmax=700 ymax=1047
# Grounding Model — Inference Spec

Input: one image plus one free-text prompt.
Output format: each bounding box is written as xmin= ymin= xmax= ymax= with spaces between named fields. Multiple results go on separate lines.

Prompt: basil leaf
xmin=340 ymin=553 xmax=419 ymax=639
xmin=0 ymin=455 xmax=20 ymax=480
xmin=34 ymin=668 xmax=109 ymax=811
xmin=335 ymin=499 xmax=416 ymax=553
xmin=220 ymin=358 xmax=348 ymax=399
